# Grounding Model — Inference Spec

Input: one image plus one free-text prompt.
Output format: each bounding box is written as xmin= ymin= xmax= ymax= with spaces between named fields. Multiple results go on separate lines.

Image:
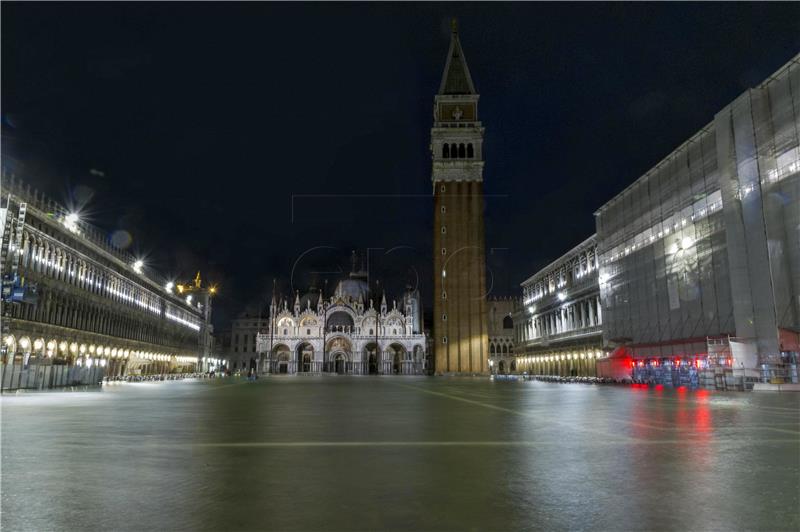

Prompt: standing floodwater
xmin=2 ymin=377 xmax=799 ymax=531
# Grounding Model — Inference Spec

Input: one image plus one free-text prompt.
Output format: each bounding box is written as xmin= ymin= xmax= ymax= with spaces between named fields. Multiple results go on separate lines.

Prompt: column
xmin=595 ymin=297 xmax=602 ymax=325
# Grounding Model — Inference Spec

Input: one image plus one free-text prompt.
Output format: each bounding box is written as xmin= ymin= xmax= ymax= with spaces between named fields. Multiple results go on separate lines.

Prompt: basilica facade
xmin=261 ymin=267 xmax=427 ymax=375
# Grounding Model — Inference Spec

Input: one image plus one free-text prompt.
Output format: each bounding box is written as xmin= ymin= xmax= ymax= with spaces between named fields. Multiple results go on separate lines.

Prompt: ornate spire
xmin=294 ymin=290 xmax=300 ymax=314
xmin=438 ymin=19 xmax=476 ymax=95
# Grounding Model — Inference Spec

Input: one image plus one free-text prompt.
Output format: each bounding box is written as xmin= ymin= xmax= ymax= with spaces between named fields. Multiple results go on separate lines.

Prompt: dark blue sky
xmin=3 ymin=3 xmax=799 ymax=328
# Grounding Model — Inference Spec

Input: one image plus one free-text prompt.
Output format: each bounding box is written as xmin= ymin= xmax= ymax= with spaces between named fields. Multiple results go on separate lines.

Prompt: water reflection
xmin=1 ymin=378 xmax=798 ymax=531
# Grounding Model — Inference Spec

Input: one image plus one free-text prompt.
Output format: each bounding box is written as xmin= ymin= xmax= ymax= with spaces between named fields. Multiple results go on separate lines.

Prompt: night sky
xmin=3 ymin=3 xmax=799 ymax=329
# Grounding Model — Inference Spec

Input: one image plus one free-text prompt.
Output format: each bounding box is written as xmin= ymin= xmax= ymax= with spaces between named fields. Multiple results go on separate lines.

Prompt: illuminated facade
xmin=595 ymin=53 xmax=800 ymax=382
xmin=432 ymin=21 xmax=489 ymax=375
xmin=0 ymin=174 xmax=217 ymax=390
xmin=487 ymin=297 xmax=517 ymax=374
xmin=262 ymin=266 xmax=426 ymax=375
xmin=513 ymin=236 xmax=604 ymax=376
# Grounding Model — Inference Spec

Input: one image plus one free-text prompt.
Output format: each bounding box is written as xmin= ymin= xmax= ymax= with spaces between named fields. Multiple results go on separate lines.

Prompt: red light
xmin=695 ymin=359 xmax=702 ymax=368
xmin=675 ymin=359 xmax=681 ymax=367
xmin=637 ymin=361 xmax=644 ymax=367
xmin=727 ymin=358 xmax=732 ymax=365
xmin=653 ymin=360 xmax=659 ymax=367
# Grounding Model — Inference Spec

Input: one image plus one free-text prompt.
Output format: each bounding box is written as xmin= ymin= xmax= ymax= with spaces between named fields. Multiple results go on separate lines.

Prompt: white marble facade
xmin=263 ymin=270 xmax=426 ymax=375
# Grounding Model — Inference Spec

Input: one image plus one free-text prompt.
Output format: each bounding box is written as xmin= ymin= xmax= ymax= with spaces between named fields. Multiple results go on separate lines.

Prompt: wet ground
xmin=2 ymin=376 xmax=799 ymax=531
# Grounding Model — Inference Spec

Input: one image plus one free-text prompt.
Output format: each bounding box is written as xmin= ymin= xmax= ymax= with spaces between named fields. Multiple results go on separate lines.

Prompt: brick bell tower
xmin=431 ymin=20 xmax=488 ymax=375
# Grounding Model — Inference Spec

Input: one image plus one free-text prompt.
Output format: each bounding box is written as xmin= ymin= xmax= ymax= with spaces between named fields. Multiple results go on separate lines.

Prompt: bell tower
xmin=432 ymin=20 xmax=488 ymax=375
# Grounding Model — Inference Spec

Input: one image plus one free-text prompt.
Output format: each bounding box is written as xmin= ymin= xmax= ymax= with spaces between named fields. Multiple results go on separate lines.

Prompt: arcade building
xmin=0 ymin=174 xmax=218 ymax=391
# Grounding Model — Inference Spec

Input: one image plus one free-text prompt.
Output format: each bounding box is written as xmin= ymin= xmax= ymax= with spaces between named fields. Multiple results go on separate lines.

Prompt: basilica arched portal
xmin=386 ymin=343 xmax=407 ymax=374
xmin=272 ymin=344 xmax=291 ymax=374
xmin=296 ymin=342 xmax=314 ymax=373
xmin=362 ymin=342 xmax=379 ymax=375
xmin=325 ymin=336 xmax=352 ymax=374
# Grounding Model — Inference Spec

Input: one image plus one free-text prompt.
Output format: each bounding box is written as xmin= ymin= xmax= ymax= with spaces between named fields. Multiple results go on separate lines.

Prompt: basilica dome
xmin=335 ymin=278 xmax=370 ymax=302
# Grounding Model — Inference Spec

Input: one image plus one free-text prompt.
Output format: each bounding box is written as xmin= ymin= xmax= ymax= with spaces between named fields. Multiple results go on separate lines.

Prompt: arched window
xmin=467 ymin=143 xmax=474 ymax=158
xmin=442 ymin=144 xmax=450 ymax=158
xmin=369 ymin=329 xmax=373 ymax=335
xmin=503 ymin=316 xmax=513 ymax=329
xmin=490 ymin=344 xmax=495 ymax=354
xmin=283 ymin=329 xmax=288 ymax=335
xmin=458 ymin=144 xmax=466 ymax=158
